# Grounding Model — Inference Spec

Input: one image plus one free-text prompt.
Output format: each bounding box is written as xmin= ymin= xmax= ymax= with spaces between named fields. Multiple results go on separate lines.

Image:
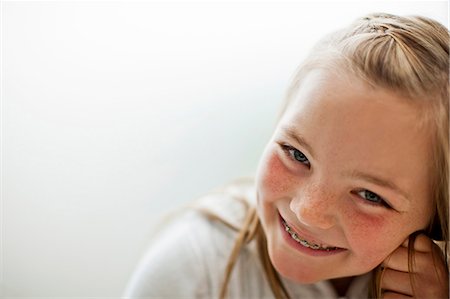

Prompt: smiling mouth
xmin=281 ymin=218 xmax=340 ymax=251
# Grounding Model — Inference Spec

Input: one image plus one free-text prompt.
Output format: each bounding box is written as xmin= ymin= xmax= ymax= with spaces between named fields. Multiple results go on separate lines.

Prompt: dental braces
xmin=282 ymin=219 xmax=338 ymax=251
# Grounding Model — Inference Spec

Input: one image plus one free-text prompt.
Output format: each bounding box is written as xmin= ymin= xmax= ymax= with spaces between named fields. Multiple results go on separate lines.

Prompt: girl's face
xmin=255 ymin=69 xmax=433 ymax=283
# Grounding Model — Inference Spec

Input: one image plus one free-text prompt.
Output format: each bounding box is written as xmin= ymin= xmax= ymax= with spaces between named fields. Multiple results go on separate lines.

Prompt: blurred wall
xmin=2 ymin=1 xmax=448 ymax=297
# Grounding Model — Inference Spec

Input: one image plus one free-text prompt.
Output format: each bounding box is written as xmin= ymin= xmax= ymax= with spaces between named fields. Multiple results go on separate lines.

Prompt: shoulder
xmin=123 ymin=209 xmax=233 ymax=298
xmin=123 ymin=210 xmax=211 ymax=298
xmin=124 ymin=178 xmax=268 ymax=299
xmin=191 ymin=177 xmax=256 ymax=228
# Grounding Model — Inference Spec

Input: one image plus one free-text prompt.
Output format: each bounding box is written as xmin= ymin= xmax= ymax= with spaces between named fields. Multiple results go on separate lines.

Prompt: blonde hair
xmin=203 ymin=13 xmax=449 ymax=298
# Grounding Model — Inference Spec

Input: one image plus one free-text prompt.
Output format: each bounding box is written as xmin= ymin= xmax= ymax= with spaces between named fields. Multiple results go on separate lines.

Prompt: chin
xmin=268 ymin=243 xmax=327 ymax=284
xmin=271 ymin=258 xmax=323 ymax=284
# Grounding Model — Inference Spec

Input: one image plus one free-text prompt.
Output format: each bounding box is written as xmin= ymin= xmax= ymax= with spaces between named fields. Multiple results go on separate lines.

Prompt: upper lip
xmin=280 ymin=213 xmax=343 ymax=249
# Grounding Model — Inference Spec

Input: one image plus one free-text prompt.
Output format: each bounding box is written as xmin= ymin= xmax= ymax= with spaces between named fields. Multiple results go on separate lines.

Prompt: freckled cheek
xmin=343 ymin=211 xmax=401 ymax=267
xmin=257 ymin=150 xmax=294 ymax=202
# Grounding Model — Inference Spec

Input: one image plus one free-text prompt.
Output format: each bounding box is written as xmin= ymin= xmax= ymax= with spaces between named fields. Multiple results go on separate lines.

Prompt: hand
xmin=381 ymin=234 xmax=449 ymax=298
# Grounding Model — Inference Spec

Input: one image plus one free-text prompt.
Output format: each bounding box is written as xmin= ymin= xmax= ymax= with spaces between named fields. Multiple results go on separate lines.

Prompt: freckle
xmin=264 ymin=153 xmax=291 ymax=194
xmin=341 ymin=207 xmax=385 ymax=240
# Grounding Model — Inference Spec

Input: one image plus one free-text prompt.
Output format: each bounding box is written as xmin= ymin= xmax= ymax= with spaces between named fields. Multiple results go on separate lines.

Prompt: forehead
xmin=277 ymin=69 xmax=432 ymax=206
xmin=281 ymin=69 xmax=428 ymax=139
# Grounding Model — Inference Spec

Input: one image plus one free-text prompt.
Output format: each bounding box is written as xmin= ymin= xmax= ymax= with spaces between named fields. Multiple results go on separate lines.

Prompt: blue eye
xmin=357 ymin=190 xmax=390 ymax=208
xmin=281 ymin=145 xmax=310 ymax=166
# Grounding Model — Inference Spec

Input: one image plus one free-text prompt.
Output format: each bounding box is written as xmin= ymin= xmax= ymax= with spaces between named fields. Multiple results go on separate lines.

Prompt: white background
xmin=1 ymin=1 xmax=448 ymax=297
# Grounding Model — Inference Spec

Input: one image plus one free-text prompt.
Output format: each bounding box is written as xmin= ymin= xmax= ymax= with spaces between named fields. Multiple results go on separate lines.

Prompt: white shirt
xmin=123 ymin=182 xmax=371 ymax=299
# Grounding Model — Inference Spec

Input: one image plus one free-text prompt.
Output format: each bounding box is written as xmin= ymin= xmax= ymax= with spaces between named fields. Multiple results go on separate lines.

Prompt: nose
xmin=289 ymin=183 xmax=337 ymax=230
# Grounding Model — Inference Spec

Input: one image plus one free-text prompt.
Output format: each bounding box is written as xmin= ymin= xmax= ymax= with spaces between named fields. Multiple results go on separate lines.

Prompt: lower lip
xmin=278 ymin=214 xmax=346 ymax=257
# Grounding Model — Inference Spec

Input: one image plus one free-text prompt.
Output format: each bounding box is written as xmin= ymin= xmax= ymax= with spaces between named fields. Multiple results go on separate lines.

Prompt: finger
xmin=401 ymin=238 xmax=408 ymax=247
xmin=384 ymin=247 xmax=435 ymax=273
xmin=383 ymin=247 xmax=409 ymax=272
xmin=413 ymin=234 xmax=433 ymax=252
xmin=382 ymin=291 xmax=413 ymax=298
xmin=401 ymin=234 xmax=433 ymax=253
xmin=382 ymin=291 xmax=413 ymax=299
xmin=380 ymin=268 xmax=413 ymax=296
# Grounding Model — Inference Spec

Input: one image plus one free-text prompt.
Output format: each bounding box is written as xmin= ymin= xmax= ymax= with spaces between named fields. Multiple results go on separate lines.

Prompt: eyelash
xmin=280 ymin=144 xmax=310 ymax=167
xmin=279 ymin=143 xmax=392 ymax=209
xmin=354 ymin=189 xmax=392 ymax=209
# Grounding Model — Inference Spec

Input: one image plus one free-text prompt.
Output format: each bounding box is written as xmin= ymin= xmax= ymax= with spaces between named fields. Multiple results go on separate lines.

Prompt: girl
xmin=124 ymin=13 xmax=449 ymax=298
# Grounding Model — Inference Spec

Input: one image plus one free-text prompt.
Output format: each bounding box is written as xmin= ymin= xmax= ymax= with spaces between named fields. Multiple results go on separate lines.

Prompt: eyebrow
xmin=282 ymin=126 xmax=315 ymax=158
xmin=346 ymin=170 xmax=410 ymax=203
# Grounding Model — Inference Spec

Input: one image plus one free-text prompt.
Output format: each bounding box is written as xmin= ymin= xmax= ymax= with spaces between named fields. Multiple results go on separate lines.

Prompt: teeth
xmin=300 ymin=239 xmax=309 ymax=246
xmin=282 ymin=219 xmax=337 ymax=251
xmin=310 ymin=244 xmax=320 ymax=250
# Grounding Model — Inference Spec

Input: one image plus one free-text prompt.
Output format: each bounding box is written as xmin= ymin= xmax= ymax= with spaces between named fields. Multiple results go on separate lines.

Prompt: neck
xmin=330 ymin=276 xmax=355 ymax=297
